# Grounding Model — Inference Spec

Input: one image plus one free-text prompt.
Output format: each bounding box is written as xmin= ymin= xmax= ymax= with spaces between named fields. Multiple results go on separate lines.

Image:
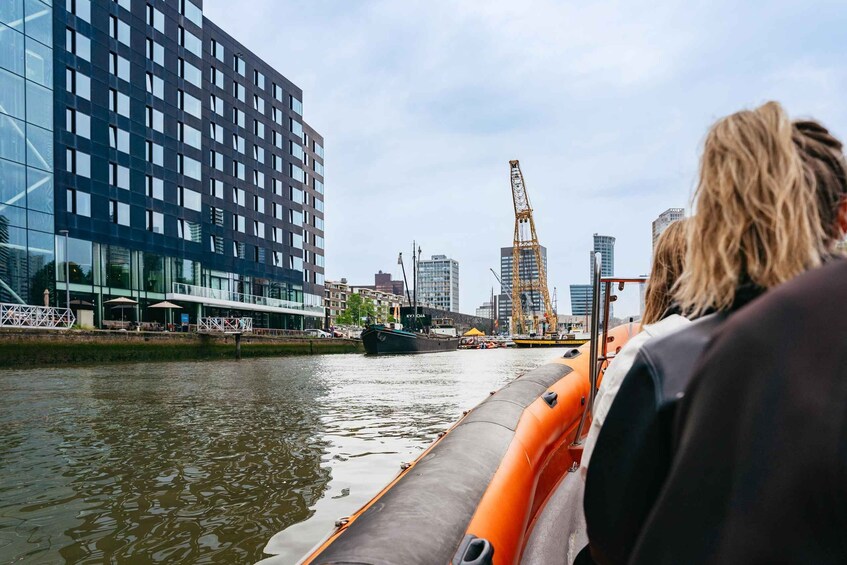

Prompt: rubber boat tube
xmin=299 ymin=323 xmax=639 ymax=565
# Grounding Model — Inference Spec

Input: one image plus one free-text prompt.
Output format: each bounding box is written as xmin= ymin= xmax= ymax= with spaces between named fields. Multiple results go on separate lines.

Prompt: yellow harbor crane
xmin=509 ymin=160 xmax=557 ymax=335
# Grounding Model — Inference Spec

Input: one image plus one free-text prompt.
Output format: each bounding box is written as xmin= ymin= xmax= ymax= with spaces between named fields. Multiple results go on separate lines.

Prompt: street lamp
xmin=59 ymin=229 xmax=69 ymax=310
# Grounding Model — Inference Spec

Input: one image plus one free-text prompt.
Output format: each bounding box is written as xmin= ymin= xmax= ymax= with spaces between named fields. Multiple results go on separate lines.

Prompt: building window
xmin=210 ymin=207 xmax=224 ymax=226
xmin=209 ymin=179 xmax=224 ymax=199
xmin=146 ymin=175 xmax=163 ymax=199
xmin=178 ymin=219 xmax=201 ymax=243
xmin=179 ymin=58 xmax=201 ymax=87
xmin=232 ymin=134 xmax=244 ymax=153
xmin=179 ymin=122 xmax=201 ymax=149
xmin=109 ymin=52 xmax=130 ymax=81
xmin=110 ymin=200 xmax=130 ymax=225
xmin=253 ymin=94 xmax=264 ymax=114
xmin=109 ymin=15 xmax=130 ymax=46
xmin=210 ymin=66 xmax=223 ymax=89
xmin=211 ymin=39 xmax=224 ymax=62
xmin=179 ymin=89 xmax=201 ymax=118
xmin=290 ymin=164 xmax=304 ymax=182
xmin=209 ymin=150 xmax=223 ymax=171
xmin=233 ymin=81 xmax=245 ymax=102
xmin=314 ymin=161 xmax=324 ymax=176
xmin=109 ymin=163 xmax=130 ymax=189
xmin=146 ymin=210 xmax=164 ymax=233
xmin=314 ymin=179 xmax=324 ymax=195
xmin=232 ymin=187 xmax=245 ymax=206
xmin=178 ymin=186 xmax=201 ymax=211
xmin=209 ymin=122 xmax=223 ymax=143
xmin=290 ymin=95 xmax=303 ymax=115
xmin=109 ymin=125 xmax=130 ymax=153
xmin=146 ymin=106 xmax=164 ymax=132
xmin=109 ymin=88 xmax=130 ymax=117
xmin=146 ymin=141 xmax=163 ymax=166
xmin=147 ymin=5 xmax=165 ymax=33
xmin=180 ymin=0 xmax=202 ymax=28
xmin=232 ymin=161 xmax=245 ymax=180
xmin=232 ymin=108 xmax=244 ymax=128
xmin=67 ymin=0 xmax=91 ymax=23
xmin=146 ymin=72 xmax=164 ymax=98
xmin=66 ymin=108 xmax=90 ymax=138
xmin=233 ymin=54 xmax=245 ymax=76
xmin=232 ymin=214 xmax=245 ymax=233
xmin=290 ymin=141 xmax=304 ymax=161
xmin=273 ymin=131 xmax=284 ymax=149
xmin=210 ymin=235 xmax=224 ymax=254
xmin=273 ymin=83 xmax=283 ymax=102
xmin=66 ymin=149 xmax=90 ymax=177
xmin=253 ymin=145 xmax=265 ymax=164
xmin=66 ymin=27 xmax=91 ymax=61
xmin=67 ymin=189 xmax=91 ymax=216
xmin=253 ymin=120 xmax=264 ymax=139
xmin=253 ymin=220 xmax=264 ymax=238
xmin=179 ymin=26 xmax=201 ymax=57
xmin=254 ymin=69 xmax=265 ymax=89
xmin=253 ymin=169 xmax=264 ymax=187
xmin=146 ymin=38 xmax=164 ymax=66
xmin=314 ymin=141 xmax=324 ymax=158
xmin=66 ymin=68 xmax=90 ymax=100
xmin=179 ymin=154 xmax=201 ymax=180
xmin=290 ymin=118 xmax=303 ymax=137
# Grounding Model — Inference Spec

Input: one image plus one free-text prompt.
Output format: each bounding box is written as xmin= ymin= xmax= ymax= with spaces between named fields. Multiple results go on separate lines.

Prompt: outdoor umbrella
xmin=149 ymin=300 xmax=182 ymax=329
xmin=104 ymin=296 xmax=138 ymax=322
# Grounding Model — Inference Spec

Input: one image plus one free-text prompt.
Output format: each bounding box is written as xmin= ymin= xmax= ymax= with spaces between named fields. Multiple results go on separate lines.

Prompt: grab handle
xmin=452 ymin=534 xmax=494 ymax=565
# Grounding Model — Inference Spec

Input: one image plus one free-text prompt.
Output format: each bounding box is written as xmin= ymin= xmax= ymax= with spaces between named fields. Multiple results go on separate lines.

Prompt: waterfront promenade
xmin=0 ymin=329 xmax=361 ymax=367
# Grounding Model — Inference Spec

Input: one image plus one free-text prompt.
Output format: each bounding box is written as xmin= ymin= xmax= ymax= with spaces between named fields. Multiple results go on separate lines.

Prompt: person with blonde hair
xmin=579 ymin=101 xmax=847 ymax=565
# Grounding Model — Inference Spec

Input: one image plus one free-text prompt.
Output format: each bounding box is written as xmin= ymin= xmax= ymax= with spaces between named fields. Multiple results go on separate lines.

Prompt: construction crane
xmin=509 ymin=160 xmax=557 ymax=335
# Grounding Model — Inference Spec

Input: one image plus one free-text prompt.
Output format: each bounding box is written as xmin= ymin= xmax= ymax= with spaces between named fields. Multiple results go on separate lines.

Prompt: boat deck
xmin=522 ymin=470 xmax=587 ymax=564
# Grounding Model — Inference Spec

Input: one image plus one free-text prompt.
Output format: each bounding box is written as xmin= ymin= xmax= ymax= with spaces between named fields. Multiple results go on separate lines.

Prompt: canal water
xmin=0 ymin=348 xmax=566 ymax=564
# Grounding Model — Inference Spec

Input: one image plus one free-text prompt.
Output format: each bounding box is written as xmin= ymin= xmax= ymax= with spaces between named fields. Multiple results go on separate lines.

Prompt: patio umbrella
xmin=149 ymin=301 xmax=182 ymax=328
xmin=104 ymin=296 xmax=138 ymax=322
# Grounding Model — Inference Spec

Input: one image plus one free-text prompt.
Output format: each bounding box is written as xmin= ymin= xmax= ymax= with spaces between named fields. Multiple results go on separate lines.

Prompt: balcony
xmin=168 ymin=283 xmax=324 ymax=318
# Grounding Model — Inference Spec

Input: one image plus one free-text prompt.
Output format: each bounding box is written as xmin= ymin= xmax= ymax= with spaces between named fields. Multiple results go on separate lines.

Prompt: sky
xmin=204 ymin=0 xmax=847 ymax=316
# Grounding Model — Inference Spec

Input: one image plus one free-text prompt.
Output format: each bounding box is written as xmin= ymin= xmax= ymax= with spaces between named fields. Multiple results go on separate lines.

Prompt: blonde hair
xmin=675 ymin=101 xmax=823 ymax=316
xmin=642 ymin=219 xmax=688 ymax=325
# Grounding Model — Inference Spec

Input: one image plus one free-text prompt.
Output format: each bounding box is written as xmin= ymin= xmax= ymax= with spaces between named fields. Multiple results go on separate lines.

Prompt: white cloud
xmin=203 ymin=0 xmax=847 ymax=316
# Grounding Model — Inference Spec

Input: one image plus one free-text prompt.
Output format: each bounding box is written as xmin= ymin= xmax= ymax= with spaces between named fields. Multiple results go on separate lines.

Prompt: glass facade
xmin=499 ymin=245 xmax=548 ymax=323
xmin=0 ymin=0 xmax=325 ymax=330
xmin=0 ymin=0 xmax=55 ymax=306
xmin=416 ymin=254 xmax=460 ymax=312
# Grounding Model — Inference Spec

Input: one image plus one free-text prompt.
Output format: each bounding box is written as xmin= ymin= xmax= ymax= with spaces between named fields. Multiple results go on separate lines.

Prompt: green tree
xmin=338 ymin=293 xmax=376 ymax=326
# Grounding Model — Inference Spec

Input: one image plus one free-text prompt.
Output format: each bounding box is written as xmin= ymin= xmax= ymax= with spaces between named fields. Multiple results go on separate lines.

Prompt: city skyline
xmin=184 ymin=2 xmax=847 ymax=314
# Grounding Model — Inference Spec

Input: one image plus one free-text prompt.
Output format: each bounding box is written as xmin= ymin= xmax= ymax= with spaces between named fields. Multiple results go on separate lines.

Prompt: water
xmin=0 ymin=348 xmax=566 ymax=564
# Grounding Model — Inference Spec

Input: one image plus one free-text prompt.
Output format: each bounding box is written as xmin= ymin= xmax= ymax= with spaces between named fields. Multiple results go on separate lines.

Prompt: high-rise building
xmin=569 ymin=284 xmax=592 ymax=316
xmin=416 ymin=254 xmax=459 ymax=312
xmin=591 ymin=234 xmax=615 ymax=279
xmin=499 ymin=245 xmax=548 ymax=325
xmin=366 ymin=270 xmax=404 ymax=296
xmin=652 ymin=208 xmax=684 ymax=250
xmin=0 ymin=0 xmax=325 ymax=329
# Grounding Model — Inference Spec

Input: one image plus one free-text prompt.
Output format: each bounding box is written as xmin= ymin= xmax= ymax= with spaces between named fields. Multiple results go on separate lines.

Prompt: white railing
xmin=0 ymin=303 xmax=76 ymax=330
xmin=171 ymin=283 xmax=324 ymax=314
xmin=198 ymin=317 xmax=253 ymax=333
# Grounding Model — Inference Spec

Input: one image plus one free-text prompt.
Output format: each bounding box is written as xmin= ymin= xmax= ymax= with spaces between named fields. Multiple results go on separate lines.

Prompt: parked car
xmin=305 ymin=329 xmax=331 ymax=338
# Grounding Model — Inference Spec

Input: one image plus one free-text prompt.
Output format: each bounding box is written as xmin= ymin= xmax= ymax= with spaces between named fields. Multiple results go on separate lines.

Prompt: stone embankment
xmin=0 ymin=329 xmax=362 ymax=367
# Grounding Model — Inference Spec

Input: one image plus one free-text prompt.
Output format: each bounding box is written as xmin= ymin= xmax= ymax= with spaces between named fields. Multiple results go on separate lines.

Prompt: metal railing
xmin=574 ymin=253 xmax=646 ymax=443
xmin=0 ymin=303 xmax=75 ymax=330
xmin=197 ymin=317 xmax=253 ymax=333
xmin=171 ymin=283 xmax=324 ymax=314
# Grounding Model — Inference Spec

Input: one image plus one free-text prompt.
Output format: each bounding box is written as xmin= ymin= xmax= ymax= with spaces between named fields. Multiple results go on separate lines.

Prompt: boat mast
xmin=412 ymin=241 xmax=417 ymax=331
xmin=397 ymin=252 xmax=413 ymax=307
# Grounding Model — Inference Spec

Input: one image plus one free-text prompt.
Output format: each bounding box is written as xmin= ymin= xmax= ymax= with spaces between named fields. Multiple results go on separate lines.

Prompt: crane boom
xmin=509 ymin=160 xmax=557 ymax=335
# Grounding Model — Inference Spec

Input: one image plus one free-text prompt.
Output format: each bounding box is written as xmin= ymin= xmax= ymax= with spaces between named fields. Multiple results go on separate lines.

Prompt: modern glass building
xmin=569 ymin=283 xmax=592 ymax=316
xmin=1 ymin=0 xmax=325 ymax=329
xmin=498 ymin=245 xmax=547 ymax=326
xmin=590 ymin=233 xmax=615 ymax=279
xmin=416 ymin=254 xmax=459 ymax=312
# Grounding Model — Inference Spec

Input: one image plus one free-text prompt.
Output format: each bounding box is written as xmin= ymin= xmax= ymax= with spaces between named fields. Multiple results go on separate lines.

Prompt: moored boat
xmin=361 ymin=324 xmax=460 ymax=355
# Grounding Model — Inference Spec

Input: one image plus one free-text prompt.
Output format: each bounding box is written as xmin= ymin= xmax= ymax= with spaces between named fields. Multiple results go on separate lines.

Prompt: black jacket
xmin=581 ymin=313 xmax=724 ymax=564
xmin=630 ymin=259 xmax=847 ymax=564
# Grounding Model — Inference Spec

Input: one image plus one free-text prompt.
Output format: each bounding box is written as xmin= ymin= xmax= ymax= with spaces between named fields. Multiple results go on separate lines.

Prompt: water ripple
xmin=0 ymin=349 xmax=561 ymax=563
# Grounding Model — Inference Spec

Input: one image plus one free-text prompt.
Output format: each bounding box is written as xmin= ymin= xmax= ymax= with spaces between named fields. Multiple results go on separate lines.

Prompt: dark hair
xmin=793 ymin=120 xmax=847 ymax=246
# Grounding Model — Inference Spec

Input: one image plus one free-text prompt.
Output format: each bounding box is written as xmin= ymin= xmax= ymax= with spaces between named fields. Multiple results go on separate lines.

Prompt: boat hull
xmin=361 ymin=326 xmax=460 ymax=355
xmin=300 ymin=323 xmax=640 ymax=565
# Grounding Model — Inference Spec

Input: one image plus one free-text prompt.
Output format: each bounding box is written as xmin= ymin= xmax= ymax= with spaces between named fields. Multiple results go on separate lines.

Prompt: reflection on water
xmin=0 ymin=348 xmax=563 ymax=563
